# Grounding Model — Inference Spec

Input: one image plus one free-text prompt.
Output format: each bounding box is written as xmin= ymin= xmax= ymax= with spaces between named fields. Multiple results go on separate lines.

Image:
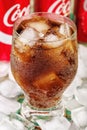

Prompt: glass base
xmin=20 ymin=99 xmax=64 ymax=129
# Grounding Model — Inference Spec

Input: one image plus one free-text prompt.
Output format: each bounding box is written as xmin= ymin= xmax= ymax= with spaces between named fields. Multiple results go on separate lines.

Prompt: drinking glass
xmin=11 ymin=12 xmax=78 ymax=128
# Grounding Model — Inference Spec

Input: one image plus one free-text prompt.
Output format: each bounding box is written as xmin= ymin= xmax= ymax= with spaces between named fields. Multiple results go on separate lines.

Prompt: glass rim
xmin=14 ymin=12 xmax=77 ymax=44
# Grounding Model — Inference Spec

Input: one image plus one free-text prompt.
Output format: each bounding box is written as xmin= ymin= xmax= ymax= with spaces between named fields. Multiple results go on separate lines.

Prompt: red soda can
xmin=76 ymin=0 xmax=87 ymax=43
xmin=0 ymin=0 xmax=30 ymax=61
xmin=34 ymin=0 xmax=70 ymax=16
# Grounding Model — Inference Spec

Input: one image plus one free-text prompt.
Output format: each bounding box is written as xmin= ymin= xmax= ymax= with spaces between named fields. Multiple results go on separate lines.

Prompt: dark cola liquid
xmin=11 ymin=14 xmax=78 ymax=109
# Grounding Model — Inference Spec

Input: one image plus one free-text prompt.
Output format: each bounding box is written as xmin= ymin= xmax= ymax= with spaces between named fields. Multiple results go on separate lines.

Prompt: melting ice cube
xmin=69 ymin=122 xmax=79 ymax=130
xmin=59 ymin=23 xmax=72 ymax=37
xmin=79 ymin=45 xmax=87 ymax=67
xmin=8 ymin=65 xmax=16 ymax=81
xmin=44 ymin=33 xmax=65 ymax=48
xmin=0 ymin=118 xmax=25 ymax=130
xmin=33 ymin=72 xmax=59 ymax=91
xmin=0 ymin=79 xmax=22 ymax=98
xmin=18 ymin=27 xmax=39 ymax=47
xmin=78 ymin=45 xmax=87 ymax=78
xmin=0 ymin=62 xmax=9 ymax=78
xmin=77 ymin=54 xmax=87 ymax=78
xmin=29 ymin=20 xmax=50 ymax=34
xmin=0 ymin=112 xmax=8 ymax=122
xmin=74 ymin=82 xmax=87 ymax=107
xmin=45 ymin=34 xmax=58 ymax=42
xmin=33 ymin=72 xmax=63 ymax=98
xmin=0 ymin=95 xmax=20 ymax=115
xmin=37 ymin=116 xmax=70 ymax=130
xmin=63 ymin=74 xmax=82 ymax=98
xmin=72 ymin=107 xmax=87 ymax=128
xmin=11 ymin=119 xmax=25 ymax=130
xmin=0 ymin=120 xmax=16 ymax=130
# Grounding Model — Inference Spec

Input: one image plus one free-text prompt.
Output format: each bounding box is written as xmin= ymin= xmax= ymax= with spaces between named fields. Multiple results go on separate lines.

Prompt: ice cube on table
xmin=18 ymin=27 xmax=39 ymax=46
xmin=8 ymin=65 xmax=16 ymax=81
xmin=0 ymin=112 xmax=8 ymax=122
xmin=0 ymin=118 xmax=25 ymax=130
xmin=0 ymin=95 xmax=20 ymax=115
xmin=69 ymin=122 xmax=79 ymax=130
xmin=0 ymin=62 xmax=9 ymax=78
xmin=59 ymin=23 xmax=72 ymax=37
xmin=72 ymin=107 xmax=87 ymax=128
xmin=63 ymin=74 xmax=82 ymax=98
xmin=63 ymin=96 xmax=82 ymax=112
xmin=0 ymin=113 xmax=27 ymax=130
xmin=77 ymin=45 xmax=87 ymax=79
xmin=44 ymin=33 xmax=65 ymax=48
xmin=37 ymin=116 xmax=70 ymax=130
xmin=79 ymin=45 xmax=87 ymax=67
xmin=77 ymin=53 xmax=87 ymax=78
xmin=29 ymin=21 xmax=50 ymax=34
xmin=0 ymin=120 xmax=17 ymax=130
xmin=63 ymin=97 xmax=82 ymax=121
xmin=11 ymin=119 xmax=25 ymax=130
xmin=74 ymin=82 xmax=87 ymax=106
xmin=0 ymin=79 xmax=22 ymax=98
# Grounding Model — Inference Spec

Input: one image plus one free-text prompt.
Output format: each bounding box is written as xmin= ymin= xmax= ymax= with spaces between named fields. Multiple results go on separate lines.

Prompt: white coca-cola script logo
xmin=84 ymin=0 xmax=87 ymax=11
xmin=48 ymin=0 xmax=70 ymax=16
xmin=4 ymin=4 xmax=30 ymax=27
xmin=1 ymin=4 xmax=30 ymax=45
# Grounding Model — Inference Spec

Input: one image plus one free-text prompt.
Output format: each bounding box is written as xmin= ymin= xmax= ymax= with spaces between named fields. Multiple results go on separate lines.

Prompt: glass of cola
xmin=11 ymin=12 xmax=78 ymax=125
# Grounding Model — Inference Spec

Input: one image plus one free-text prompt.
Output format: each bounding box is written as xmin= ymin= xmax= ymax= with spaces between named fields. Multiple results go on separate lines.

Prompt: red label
xmin=35 ymin=0 xmax=70 ymax=16
xmin=0 ymin=0 xmax=30 ymax=61
xmin=77 ymin=0 xmax=87 ymax=43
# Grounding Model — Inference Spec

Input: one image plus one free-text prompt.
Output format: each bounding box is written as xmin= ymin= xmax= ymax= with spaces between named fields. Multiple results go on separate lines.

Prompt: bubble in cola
xmin=11 ymin=13 xmax=78 ymax=109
